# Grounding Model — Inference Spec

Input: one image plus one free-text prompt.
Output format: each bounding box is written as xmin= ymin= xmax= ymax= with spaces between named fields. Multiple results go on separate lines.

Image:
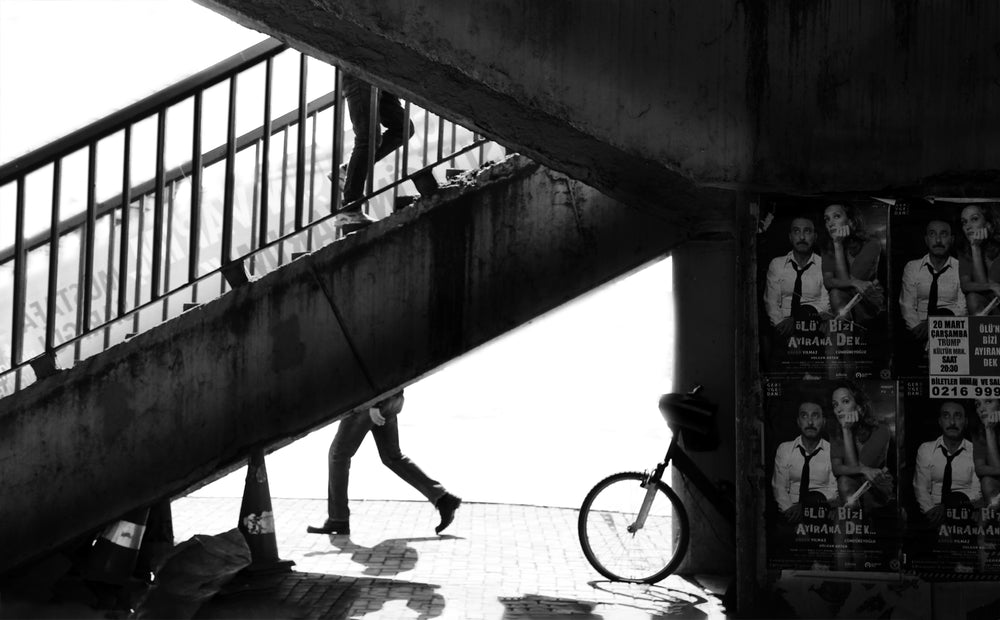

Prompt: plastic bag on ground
xmin=130 ymin=528 xmax=251 ymax=619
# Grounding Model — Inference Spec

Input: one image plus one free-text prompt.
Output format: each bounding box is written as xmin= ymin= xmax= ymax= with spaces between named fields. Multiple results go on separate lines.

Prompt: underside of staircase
xmin=0 ymin=156 xmax=700 ymax=573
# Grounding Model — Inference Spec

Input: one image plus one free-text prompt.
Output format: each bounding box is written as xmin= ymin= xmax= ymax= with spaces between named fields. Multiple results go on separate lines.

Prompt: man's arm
xmin=913 ymin=443 xmax=935 ymax=513
xmin=967 ymin=455 xmax=982 ymax=502
xmin=954 ymin=264 xmax=969 ymax=316
xmin=764 ymin=259 xmax=784 ymax=327
xmin=772 ymin=444 xmax=793 ymax=512
xmin=899 ymin=261 xmax=920 ymax=330
xmin=815 ymin=261 xmax=832 ymax=315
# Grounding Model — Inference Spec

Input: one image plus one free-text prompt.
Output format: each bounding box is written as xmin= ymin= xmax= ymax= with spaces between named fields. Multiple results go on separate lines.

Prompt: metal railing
xmin=0 ymin=38 xmax=506 ymax=397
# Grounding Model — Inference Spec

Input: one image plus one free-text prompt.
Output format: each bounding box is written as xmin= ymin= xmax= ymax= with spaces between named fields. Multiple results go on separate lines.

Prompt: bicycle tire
xmin=578 ymin=471 xmax=689 ymax=583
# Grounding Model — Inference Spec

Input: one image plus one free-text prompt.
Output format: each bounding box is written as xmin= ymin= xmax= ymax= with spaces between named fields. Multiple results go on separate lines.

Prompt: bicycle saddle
xmin=658 ymin=385 xmax=718 ymax=435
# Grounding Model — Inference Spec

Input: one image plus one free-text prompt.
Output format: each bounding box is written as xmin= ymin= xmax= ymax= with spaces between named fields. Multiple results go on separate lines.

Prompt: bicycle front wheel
xmin=578 ymin=471 xmax=689 ymax=583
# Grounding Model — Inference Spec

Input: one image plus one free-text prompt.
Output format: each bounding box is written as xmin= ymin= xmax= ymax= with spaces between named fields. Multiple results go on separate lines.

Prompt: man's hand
xmin=369 ymin=407 xmax=386 ymax=426
xmin=980 ymin=409 xmax=1000 ymax=428
xmin=783 ymin=504 xmax=802 ymax=524
xmin=926 ymin=505 xmax=946 ymax=525
xmin=777 ymin=317 xmax=795 ymax=337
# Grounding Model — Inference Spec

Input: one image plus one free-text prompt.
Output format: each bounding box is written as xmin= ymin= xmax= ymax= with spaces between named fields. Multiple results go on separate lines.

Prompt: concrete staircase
xmin=0 ymin=156 xmax=683 ymax=573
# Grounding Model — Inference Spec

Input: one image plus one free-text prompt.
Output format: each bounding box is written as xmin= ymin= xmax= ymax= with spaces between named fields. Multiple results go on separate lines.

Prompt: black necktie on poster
xmin=941 ymin=444 xmax=964 ymax=498
xmin=926 ymin=263 xmax=950 ymax=316
xmin=791 ymin=262 xmax=810 ymax=318
xmin=798 ymin=445 xmax=817 ymax=505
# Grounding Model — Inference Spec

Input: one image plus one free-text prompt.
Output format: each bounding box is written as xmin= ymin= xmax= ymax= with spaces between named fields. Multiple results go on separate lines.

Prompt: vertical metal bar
xmin=249 ymin=142 xmax=261 ymax=275
xmin=103 ymin=211 xmax=116 ymax=349
xmin=161 ymin=182 xmax=175 ymax=321
xmin=294 ymin=53 xmax=308 ymax=230
xmin=450 ymin=122 xmax=457 ymax=166
xmin=117 ymin=126 xmax=132 ymax=317
xmin=189 ymin=92 xmax=203 ymax=286
xmin=422 ymin=109 xmax=430 ymax=167
xmin=401 ymin=101 xmax=411 ymax=178
xmin=278 ymin=129 xmax=289 ymax=265
xmin=133 ymin=195 xmax=146 ymax=334
xmin=45 ymin=161 xmax=62 ymax=350
xmin=259 ymin=57 xmax=273 ymax=249
xmin=11 ymin=178 xmax=26 ymax=378
xmin=222 ymin=74 xmax=238 ymax=265
xmin=151 ymin=110 xmax=166 ymax=301
xmin=307 ymin=114 xmax=317 ymax=251
xmin=437 ymin=114 xmax=445 ymax=161
xmin=82 ymin=142 xmax=97 ymax=332
xmin=331 ymin=68 xmax=344 ymax=213
xmin=74 ymin=211 xmax=86 ymax=362
xmin=392 ymin=148 xmax=400 ymax=206
xmin=478 ymin=132 xmax=485 ymax=163
xmin=365 ymin=86 xmax=379 ymax=208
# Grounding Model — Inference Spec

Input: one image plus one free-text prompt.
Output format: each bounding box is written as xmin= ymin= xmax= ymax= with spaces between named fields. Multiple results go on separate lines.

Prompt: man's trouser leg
xmin=372 ymin=416 xmax=446 ymax=503
xmin=328 ymin=413 xmax=372 ymax=521
xmin=343 ymin=86 xmax=373 ymax=205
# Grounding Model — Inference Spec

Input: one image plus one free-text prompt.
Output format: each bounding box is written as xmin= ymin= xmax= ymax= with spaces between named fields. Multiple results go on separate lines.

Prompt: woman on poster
xmin=958 ymin=204 xmax=1000 ymax=315
xmin=821 ymin=204 xmax=885 ymax=326
xmin=829 ymin=380 xmax=894 ymax=511
xmin=974 ymin=398 xmax=1000 ymax=508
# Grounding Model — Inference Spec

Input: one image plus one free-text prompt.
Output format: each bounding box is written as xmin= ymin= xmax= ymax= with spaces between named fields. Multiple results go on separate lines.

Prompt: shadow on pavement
xmin=303 ymin=536 xmax=445 ymax=576
xmin=196 ymin=571 xmax=445 ymax=620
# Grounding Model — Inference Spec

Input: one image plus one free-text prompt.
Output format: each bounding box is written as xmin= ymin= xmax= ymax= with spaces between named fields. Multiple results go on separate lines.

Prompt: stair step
xmin=394 ymin=195 xmax=418 ymax=211
xmin=411 ymin=169 xmax=439 ymax=196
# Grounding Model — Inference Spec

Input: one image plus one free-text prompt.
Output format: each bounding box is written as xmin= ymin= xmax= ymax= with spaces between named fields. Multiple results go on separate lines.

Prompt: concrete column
xmin=671 ymin=237 xmax=737 ymax=575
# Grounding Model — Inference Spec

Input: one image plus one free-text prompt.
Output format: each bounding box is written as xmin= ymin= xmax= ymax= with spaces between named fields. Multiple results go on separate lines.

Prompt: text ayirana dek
xmin=937 ymin=524 xmax=1000 ymax=537
xmin=796 ymin=521 xmax=874 ymax=535
xmin=788 ymin=319 xmax=865 ymax=348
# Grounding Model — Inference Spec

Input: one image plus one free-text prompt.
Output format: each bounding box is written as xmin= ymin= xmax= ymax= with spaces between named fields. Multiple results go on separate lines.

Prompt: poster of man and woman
xmin=758 ymin=198 xmax=1000 ymax=577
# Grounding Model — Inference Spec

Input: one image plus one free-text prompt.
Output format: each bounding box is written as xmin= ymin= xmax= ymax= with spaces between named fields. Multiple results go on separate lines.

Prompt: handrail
xmin=0 ymin=39 xmax=286 ymax=183
xmin=0 ymin=91 xmax=338 ymax=265
xmin=0 ymin=39 xmax=506 ymax=397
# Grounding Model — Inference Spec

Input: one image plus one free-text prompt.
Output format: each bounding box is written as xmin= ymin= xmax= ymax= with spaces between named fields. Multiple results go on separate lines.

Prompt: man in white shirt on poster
xmin=764 ymin=216 xmax=832 ymax=336
xmin=772 ymin=399 xmax=839 ymax=524
xmin=899 ymin=218 xmax=967 ymax=342
xmin=913 ymin=400 xmax=981 ymax=525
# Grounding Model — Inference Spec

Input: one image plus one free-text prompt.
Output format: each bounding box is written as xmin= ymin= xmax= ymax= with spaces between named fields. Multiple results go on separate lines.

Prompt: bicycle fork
xmin=628 ymin=444 xmax=674 ymax=533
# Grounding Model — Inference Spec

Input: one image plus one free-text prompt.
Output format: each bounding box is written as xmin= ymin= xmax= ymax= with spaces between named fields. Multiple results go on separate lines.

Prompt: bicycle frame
xmin=631 ymin=433 xmax=736 ymax=531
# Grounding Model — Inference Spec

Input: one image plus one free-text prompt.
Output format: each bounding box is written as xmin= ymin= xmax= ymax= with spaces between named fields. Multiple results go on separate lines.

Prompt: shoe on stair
xmin=435 ymin=493 xmax=462 ymax=534
xmin=306 ymin=519 xmax=350 ymax=535
xmin=334 ymin=209 xmax=374 ymax=236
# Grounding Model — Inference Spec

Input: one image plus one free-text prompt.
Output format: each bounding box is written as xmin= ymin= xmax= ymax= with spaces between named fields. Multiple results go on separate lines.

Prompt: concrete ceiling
xmin=194 ymin=0 xmax=1000 ymax=223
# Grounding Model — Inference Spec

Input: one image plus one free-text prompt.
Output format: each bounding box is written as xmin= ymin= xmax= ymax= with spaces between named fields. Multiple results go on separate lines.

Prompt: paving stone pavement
xmin=172 ymin=497 xmax=731 ymax=619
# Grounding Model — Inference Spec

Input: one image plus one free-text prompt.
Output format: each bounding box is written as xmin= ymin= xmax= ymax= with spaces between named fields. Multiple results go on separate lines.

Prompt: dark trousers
xmin=327 ymin=411 xmax=445 ymax=522
xmin=342 ymin=76 xmax=415 ymax=206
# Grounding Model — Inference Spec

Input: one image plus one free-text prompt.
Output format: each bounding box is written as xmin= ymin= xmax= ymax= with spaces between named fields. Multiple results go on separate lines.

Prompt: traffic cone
xmin=83 ymin=506 xmax=150 ymax=585
xmin=237 ymin=447 xmax=294 ymax=574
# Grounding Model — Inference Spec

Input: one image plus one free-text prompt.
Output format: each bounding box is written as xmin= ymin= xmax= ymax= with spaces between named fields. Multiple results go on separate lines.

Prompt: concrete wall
xmin=196 ymin=0 xmax=1000 ymax=209
xmin=0 ymin=157 xmax=691 ymax=574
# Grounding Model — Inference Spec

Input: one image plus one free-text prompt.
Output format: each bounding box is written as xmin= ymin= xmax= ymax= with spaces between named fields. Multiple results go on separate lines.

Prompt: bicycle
xmin=577 ymin=385 xmax=736 ymax=583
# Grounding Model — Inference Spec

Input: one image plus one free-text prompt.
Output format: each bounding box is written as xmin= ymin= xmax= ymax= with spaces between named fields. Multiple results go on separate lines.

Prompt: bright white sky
xmin=0 ymin=0 xmax=266 ymax=163
xmin=0 ymin=0 xmax=675 ymax=508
